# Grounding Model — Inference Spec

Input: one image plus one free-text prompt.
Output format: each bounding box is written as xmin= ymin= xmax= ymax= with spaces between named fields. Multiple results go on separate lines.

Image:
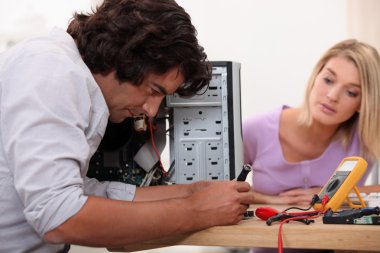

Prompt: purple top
xmin=243 ymin=106 xmax=373 ymax=195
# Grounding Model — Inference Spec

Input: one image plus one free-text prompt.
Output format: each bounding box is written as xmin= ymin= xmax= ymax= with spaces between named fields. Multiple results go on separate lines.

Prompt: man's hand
xmin=186 ymin=181 xmax=255 ymax=227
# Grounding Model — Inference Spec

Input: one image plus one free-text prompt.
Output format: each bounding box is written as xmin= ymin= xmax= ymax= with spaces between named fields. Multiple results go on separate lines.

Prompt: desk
xmin=110 ymin=205 xmax=380 ymax=252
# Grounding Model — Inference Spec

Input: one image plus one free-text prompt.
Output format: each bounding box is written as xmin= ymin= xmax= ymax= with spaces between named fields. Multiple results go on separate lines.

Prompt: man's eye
xmin=150 ymin=87 xmax=161 ymax=95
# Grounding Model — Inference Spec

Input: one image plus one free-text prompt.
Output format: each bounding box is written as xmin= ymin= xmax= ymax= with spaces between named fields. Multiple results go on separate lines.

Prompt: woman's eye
xmin=346 ymin=90 xmax=359 ymax=98
xmin=323 ymin=77 xmax=333 ymax=85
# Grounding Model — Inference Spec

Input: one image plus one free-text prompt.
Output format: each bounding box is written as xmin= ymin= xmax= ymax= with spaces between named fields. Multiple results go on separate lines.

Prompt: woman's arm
xmin=358 ymin=184 xmax=380 ymax=194
xmin=253 ymin=187 xmax=322 ymax=206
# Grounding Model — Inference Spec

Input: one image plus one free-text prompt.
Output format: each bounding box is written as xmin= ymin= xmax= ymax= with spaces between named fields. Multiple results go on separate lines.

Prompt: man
xmin=0 ymin=0 xmax=254 ymax=252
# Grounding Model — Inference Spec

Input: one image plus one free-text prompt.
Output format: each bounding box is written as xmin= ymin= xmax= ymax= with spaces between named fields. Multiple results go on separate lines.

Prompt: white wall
xmin=1 ymin=0 xmax=349 ymax=121
xmin=347 ymin=0 xmax=380 ymax=52
xmin=1 ymin=0 xmax=377 ymax=173
xmin=0 ymin=0 xmax=100 ymax=50
xmin=175 ymin=0 xmax=349 ymax=120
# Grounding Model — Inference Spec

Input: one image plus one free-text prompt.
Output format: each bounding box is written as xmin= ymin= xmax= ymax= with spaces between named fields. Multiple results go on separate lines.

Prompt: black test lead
xmin=237 ymin=164 xmax=252 ymax=181
xmin=236 ymin=164 xmax=254 ymax=219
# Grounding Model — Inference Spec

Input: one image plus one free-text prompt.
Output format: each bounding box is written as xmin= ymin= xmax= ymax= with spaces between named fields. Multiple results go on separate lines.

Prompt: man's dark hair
xmin=67 ymin=0 xmax=211 ymax=96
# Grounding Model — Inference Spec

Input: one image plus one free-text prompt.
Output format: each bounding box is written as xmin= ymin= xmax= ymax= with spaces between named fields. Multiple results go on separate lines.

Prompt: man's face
xmin=95 ymin=66 xmax=184 ymax=123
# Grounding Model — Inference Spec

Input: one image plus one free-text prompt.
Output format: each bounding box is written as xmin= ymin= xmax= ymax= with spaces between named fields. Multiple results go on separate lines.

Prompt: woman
xmin=243 ymin=39 xmax=380 ymax=206
xmin=243 ymin=39 xmax=380 ymax=253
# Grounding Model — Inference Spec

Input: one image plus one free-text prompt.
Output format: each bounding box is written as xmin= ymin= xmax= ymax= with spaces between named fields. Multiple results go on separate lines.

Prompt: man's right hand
xmin=186 ymin=181 xmax=255 ymax=227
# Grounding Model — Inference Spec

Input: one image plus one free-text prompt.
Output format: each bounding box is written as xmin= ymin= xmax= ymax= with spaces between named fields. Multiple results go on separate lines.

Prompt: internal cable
xmin=148 ymin=119 xmax=168 ymax=177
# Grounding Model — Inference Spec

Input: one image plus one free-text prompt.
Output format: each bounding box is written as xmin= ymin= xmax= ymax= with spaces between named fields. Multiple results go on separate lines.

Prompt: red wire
xmin=149 ymin=120 xmax=167 ymax=177
xmin=277 ymin=195 xmax=330 ymax=253
xmin=288 ymin=210 xmax=319 ymax=216
xmin=277 ymin=212 xmax=323 ymax=253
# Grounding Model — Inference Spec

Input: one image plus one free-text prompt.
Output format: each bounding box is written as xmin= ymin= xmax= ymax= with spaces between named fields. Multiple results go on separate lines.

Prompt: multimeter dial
xmin=326 ymin=178 xmax=340 ymax=192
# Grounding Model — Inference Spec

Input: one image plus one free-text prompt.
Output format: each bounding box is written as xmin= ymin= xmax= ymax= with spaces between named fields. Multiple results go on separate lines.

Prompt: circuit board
xmin=87 ymin=118 xmax=164 ymax=186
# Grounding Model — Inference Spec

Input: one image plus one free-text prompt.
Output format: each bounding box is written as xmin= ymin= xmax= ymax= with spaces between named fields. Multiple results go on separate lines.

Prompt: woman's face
xmin=309 ymin=56 xmax=361 ymax=126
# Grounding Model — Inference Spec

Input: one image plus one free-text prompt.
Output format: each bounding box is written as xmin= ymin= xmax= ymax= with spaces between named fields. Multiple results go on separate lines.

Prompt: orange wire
xmin=149 ymin=120 xmax=167 ymax=177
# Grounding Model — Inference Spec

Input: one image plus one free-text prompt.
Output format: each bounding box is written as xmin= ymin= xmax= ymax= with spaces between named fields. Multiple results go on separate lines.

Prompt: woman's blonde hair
xmin=298 ymin=39 xmax=380 ymax=161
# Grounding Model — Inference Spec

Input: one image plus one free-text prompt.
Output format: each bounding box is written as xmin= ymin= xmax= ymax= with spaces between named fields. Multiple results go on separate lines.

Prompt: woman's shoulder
xmin=243 ymin=105 xmax=286 ymax=127
xmin=242 ymin=105 xmax=287 ymax=142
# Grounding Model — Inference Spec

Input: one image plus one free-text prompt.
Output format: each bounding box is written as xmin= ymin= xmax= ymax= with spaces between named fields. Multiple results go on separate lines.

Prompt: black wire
xmin=282 ymin=206 xmax=313 ymax=212
xmin=282 ymin=194 xmax=320 ymax=212
xmin=162 ymin=160 xmax=175 ymax=182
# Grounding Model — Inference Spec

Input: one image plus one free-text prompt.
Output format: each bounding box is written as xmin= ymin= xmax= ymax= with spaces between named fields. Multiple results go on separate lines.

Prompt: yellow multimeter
xmin=313 ymin=156 xmax=368 ymax=212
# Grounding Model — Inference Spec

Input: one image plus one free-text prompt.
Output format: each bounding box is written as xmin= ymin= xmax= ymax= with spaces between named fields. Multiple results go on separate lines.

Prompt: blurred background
xmin=1 ymin=0 xmax=379 ymax=252
xmin=1 ymin=0 xmax=379 ymax=119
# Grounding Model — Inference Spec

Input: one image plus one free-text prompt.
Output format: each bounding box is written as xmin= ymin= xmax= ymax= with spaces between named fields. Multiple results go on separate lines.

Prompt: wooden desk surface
xmin=110 ymin=205 xmax=380 ymax=252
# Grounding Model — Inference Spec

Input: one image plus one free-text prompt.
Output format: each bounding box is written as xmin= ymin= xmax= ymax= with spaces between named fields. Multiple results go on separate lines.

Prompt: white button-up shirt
xmin=0 ymin=28 xmax=136 ymax=253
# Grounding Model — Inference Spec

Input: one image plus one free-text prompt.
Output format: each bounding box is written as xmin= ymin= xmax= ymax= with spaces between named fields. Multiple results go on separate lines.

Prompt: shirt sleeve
xmin=84 ymin=177 xmax=136 ymax=201
xmin=1 ymin=50 xmax=95 ymax=236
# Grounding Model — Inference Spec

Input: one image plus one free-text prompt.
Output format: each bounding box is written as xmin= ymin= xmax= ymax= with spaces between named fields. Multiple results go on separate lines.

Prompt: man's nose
xmin=142 ymin=96 xmax=165 ymax=118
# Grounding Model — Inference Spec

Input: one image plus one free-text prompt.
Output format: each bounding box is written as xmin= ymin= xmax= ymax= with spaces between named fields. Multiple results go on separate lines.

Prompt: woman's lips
xmin=320 ymin=103 xmax=336 ymax=114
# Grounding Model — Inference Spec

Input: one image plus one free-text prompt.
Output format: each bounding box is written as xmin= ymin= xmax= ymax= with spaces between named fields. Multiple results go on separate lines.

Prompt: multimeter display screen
xmin=338 ymin=160 xmax=357 ymax=172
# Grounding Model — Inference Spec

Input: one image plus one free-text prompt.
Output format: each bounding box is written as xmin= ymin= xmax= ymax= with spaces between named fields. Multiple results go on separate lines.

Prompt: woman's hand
xmin=253 ymin=187 xmax=321 ymax=206
xmin=278 ymin=187 xmax=321 ymax=205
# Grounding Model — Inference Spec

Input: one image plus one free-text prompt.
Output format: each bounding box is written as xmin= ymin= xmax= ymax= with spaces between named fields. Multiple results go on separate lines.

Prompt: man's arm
xmin=44 ymin=181 xmax=254 ymax=247
xmin=133 ymin=180 xmax=213 ymax=202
